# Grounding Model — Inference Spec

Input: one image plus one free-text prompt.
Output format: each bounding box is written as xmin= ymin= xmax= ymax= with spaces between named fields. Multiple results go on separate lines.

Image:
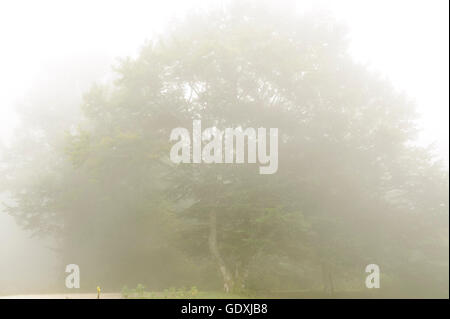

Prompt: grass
xmin=137 ymin=291 xmax=247 ymax=299
xmin=121 ymin=285 xmax=248 ymax=299
xmin=121 ymin=285 xmax=384 ymax=299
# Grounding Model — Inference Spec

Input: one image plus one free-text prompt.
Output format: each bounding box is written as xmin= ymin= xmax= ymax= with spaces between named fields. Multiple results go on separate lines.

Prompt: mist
xmin=0 ymin=0 xmax=448 ymax=299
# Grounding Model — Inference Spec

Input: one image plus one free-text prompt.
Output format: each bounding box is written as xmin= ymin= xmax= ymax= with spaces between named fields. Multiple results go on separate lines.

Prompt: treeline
xmin=1 ymin=3 xmax=448 ymax=297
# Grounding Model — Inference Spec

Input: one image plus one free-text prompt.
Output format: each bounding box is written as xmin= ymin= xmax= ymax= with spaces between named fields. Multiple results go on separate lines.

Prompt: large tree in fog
xmin=2 ymin=3 xmax=448 ymax=296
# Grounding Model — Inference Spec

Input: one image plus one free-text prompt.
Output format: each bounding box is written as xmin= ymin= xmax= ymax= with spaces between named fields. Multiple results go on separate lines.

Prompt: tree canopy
xmin=1 ymin=3 xmax=448 ymax=297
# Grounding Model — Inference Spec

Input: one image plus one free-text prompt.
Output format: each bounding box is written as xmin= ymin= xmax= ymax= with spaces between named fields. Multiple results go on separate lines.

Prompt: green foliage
xmin=1 ymin=1 xmax=448 ymax=297
xmin=121 ymin=284 xmax=213 ymax=299
xmin=121 ymin=286 xmax=130 ymax=299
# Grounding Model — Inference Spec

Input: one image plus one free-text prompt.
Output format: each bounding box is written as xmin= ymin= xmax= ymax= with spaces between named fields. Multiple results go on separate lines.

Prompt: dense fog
xmin=0 ymin=1 xmax=448 ymax=298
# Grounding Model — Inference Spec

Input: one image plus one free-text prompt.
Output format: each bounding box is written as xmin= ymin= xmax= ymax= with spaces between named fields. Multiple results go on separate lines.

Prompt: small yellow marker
xmin=97 ymin=286 xmax=101 ymax=299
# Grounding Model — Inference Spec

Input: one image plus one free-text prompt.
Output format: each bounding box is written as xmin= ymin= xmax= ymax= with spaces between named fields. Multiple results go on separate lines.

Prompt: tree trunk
xmin=209 ymin=210 xmax=234 ymax=293
xmin=321 ymin=261 xmax=335 ymax=296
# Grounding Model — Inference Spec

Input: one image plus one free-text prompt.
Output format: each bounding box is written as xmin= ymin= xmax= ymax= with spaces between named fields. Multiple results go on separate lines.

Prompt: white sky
xmin=0 ymin=0 xmax=448 ymax=163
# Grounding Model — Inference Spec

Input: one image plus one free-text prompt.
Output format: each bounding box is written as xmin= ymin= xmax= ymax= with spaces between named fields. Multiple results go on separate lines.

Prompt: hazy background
xmin=0 ymin=0 xmax=448 ymax=296
xmin=1 ymin=0 xmax=448 ymax=156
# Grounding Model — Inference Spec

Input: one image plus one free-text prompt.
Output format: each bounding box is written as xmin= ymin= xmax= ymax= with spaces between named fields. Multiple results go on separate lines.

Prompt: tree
xmin=2 ymin=2 xmax=448 ymax=296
